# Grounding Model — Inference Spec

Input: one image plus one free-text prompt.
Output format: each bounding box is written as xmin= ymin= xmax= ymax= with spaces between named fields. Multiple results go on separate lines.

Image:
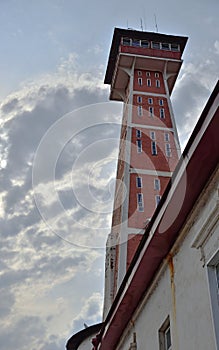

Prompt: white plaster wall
xmin=116 ymin=170 xmax=218 ymax=350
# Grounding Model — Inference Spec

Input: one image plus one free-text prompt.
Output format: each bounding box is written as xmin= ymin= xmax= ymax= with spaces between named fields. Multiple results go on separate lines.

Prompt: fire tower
xmin=103 ymin=28 xmax=188 ymax=316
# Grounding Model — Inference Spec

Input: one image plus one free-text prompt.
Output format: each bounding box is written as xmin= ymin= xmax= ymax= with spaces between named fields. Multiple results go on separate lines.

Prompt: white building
xmin=91 ymin=81 xmax=219 ymax=349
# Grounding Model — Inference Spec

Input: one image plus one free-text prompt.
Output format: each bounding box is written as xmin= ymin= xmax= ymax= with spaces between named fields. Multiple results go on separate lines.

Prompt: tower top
xmin=104 ymin=27 xmax=188 ymax=95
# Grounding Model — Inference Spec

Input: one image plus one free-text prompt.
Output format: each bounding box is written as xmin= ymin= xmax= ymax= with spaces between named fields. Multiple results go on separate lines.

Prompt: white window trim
xmin=156 ymin=79 xmax=161 ymax=88
xmin=138 ymin=77 xmax=143 ymax=86
xmin=146 ymin=71 xmax=150 ymax=77
xmin=137 ymin=105 xmax=143 ymax=116
xmin=165 ymin=143 xmax=171 ymax=157
xmin=136 ymin=177 xmax=142 ymax=188
xmin=155 ymin=195 xmax=161 ymax=207
xmin=159 ymin=316 xmax=172 ymax=350
xmin=159 ymin=99 xmax=164 ymax=106
xmin=136 ymin=140 xmax=142 ymax=153
xmin=151 ymin=141 xmax=157 ymax=155
xmin=136 ymin=129 xmax=142 ymax=138
xmin=137 ymin=193 xmax=144 ymax=212
xmin=154 ymin=178 xmax=160 ymax=191
xmin=164 ymin=133 xmax=170 ymax=142
xmin=160 ymin=108 xmax=165 ymax=119
xmin=150 ymin=131 xmax=156 ymax=140
xmin=137 ymin=70 xmax=142 ymax=76
xmin=149 ymin=107 xmax=154 ymax=117
xmin=137 ymin=96 xmax=142 ymax=103
xmin=147 ymin=79 xmax=151 ymax=87
xmin=148 ymin=97 xmax=153 ymax=105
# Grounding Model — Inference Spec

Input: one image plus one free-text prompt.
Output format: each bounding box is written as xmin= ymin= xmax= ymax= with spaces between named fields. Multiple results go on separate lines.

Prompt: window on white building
xmin=136 ymin=140 xmax=142 ymax=153
xmin=154 ymin=178 xmax=160 ymax=191
xmin=136 ymin=177 xmax=142 ymax=188
xmin=159 ymin=317 xmax=172 ymax=350
xmin=151 ymin=141 xmax=157 ymax=155
xmin=148 ymin=97 xmax=153 ymax=104
xmin=137 ymin=193 xmax=144 ymax=212
xmin=138 ymin=77 xmax=143 ymax=86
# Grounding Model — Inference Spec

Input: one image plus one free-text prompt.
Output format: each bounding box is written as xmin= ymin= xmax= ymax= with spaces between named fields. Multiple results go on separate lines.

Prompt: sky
xmin=0 ymin=1 xmax=218 ymax=349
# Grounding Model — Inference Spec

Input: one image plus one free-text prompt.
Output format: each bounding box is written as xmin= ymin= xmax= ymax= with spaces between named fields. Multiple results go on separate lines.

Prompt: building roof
xmin=95 ymin=80 xmax=219 ymax=349
xmin=104 ymin=27 xmax=188 ymax=85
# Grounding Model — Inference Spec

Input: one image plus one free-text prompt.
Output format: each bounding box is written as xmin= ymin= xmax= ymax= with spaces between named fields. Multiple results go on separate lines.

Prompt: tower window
xmin=151 ymin=141 xmax=157 ymax=155
xmin=165 ymin=143 xmax=171 ymax=157
xmin=148 ymin=97 xmax=153 ymax=104
xmin=137 ymin=70 xmax=142 ymax=76
xmin=138 ymin=77 xmax=143 ymax=86
xmin=133 ymin=39 xmax=141 ymax=47
xmin=122 ymin=37 xmax=132 ymax=46
xmin=149 ymin=107 xmax=154 ymax=117
xmin=156 ymin=79 xmax=161 ymax=88
xmin=138 ymin=105 xmax=143 ymax=116
xmin=146 ymin=71 xmax=150 ymax=77
xmin=136 ymin=129 xmax=142 ymax=138
xmin=161 ymin=43 xmax=170 ymax=51
xmin=154 ymin=178 xmax=160 ymax=191
xmin=155 ymin=72 xmax=160 ymax=78
xmin=141 ymin=40 xmax=150 ymax=48
xmin=147 ymin=79 xmax=151 ymax=87
xmin=155 ymin=195 xmax=161 ymax=207
xmin=136 ymin=140 xmax=142 ymax=153
xmin=160 ymin=108 xmax=165 ymax=119
xmin=137 ymin=96 xmax=142 ymax=103
xmin=159 ymin=99 xmax=164 ymax=106
xmin=152 ymin=42 xmax=160 ymax=49
xmin=164 ymin=133 xmax=170 ymax=142
xmin=137 ymin=193 xmax=144 ymax=212
xmin=136 ymin=177 xmax=142 ymax=188
xmin=150 ymin=131 xmax=156 ymax=140
xmin=171 ymin=43 xmax=180 ymax=51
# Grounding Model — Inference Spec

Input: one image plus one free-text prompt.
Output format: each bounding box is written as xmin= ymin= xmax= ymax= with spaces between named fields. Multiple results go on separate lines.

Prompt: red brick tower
xmin=103 ymin=28 xmax=187 ymax=316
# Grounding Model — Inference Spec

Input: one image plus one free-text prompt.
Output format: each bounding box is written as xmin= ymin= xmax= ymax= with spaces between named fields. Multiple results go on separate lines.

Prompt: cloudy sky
xmin=0 ymin=1 xmax=218 ymax=349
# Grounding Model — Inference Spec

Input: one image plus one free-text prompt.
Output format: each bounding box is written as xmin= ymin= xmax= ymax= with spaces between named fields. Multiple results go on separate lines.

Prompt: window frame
xmin=138 ymin=77 xmax=143 ymax=86
xmin=149 ymin=106 xmax=154 ymax=117
xmin=136 ymin=140 xmax=142 ymax=153
xmin=159 ymin=99 xmax=164 ymax=106
xmin=151 ymin=141 xmax=157 ymax=155
xmin=137 ymin=96 xmax=142 ymax=103
xmin=147 ymin=78 xmax=151 ymax=87
xmin=148 ymin=97 xmax=153 ymax=105
xmin=156 ymin=79 xmax=161 ymax=88
xmin=137 ymin=105 xmax=143 ymax=116
xmin=136 ymin=176 xmax=142 ymax=188
xmin=155 ymin=72 xmax=160 ymax=78
xmin=137 ymin=193 xmax=144 ymax=212
xmin=154 ymin=178 xmax=160 ymax=191
xmin=164 ymin=133 xmax=170 ymax=142
xmin=159 ymin=316 xmax=172 ymax=350
xmin=165 ymin=143 xmax=171 ymax=157
xmin=136 ymin=129 xmax=142 ymax=138
xmin=150 ymin=131 xmax=156 ymax=140
xmin=160 ymin=108 xmax=165 ymax=119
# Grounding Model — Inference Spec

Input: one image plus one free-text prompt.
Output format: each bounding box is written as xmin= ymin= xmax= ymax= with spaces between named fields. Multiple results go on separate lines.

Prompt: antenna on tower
xmin=140 ymin=18 xmax=143 ymax=31
xmin=154 ymin=14 xmax=159 ymax=32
